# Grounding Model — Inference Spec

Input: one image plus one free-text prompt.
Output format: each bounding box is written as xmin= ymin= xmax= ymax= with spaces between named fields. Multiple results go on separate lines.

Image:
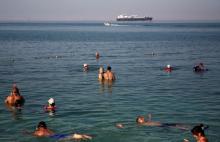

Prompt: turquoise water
xmin=0 ymin=22 xmax=220 ymax=142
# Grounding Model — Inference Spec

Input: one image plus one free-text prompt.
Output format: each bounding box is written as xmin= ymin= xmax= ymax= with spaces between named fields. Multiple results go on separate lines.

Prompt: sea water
xmin=0 ymin=21 xmax=220 ymax=142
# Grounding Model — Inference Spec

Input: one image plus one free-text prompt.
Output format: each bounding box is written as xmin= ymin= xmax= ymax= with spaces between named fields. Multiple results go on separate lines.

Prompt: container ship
xmin=116 ymin=14 xmax=153 ymax=21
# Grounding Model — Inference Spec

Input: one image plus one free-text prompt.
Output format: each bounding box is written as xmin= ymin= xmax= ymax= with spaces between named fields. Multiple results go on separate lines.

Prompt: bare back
xmin=104 ymin=71 xmax=116 ymax=81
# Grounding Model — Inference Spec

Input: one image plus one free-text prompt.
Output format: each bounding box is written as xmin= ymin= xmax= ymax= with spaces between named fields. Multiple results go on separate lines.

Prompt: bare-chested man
xmin=103 ymin=66 xmax=116 ymax=81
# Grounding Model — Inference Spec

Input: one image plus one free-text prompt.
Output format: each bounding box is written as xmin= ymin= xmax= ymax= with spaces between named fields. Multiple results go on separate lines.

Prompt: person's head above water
xmin=96 ymin=52 xmax=100 ymax=59
xmin=191 ymin=124 xmax=209 ymax=142
xmin=99 ymin=66 xmax=104 ymax=74
xmin=136 ymin=116 xmax=145 ymax=124
xmin=48 ymin=98 xmax=55 ymax=106
xmin=83 ymin=64 xmax=89 ymax=70
xmin=191 ymin=124 xmax=206 ymax=137
xmin=167 ymin=64 xmax=171 ymax=68
xmin=37 ymin=121 xmax=47 ymax=129
xmin=11 ymin=84 xmax=20 ymax=95
xmin=107 ymin=66 xmax=111 ymax=71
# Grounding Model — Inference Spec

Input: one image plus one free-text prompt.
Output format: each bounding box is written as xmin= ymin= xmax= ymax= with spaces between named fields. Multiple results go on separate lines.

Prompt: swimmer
xmin=98 ymin=66 xmax=105 ymax=81
xmin=191 ymin=124 xmax=208 ymax=142
xmin=103 ymin=65 xmax=116 ymax=81
xmin=164 ymin=64 xmax=173 ymax=72
xmin=33 ymin=121 xmax=54 ymax=137
xmin=5 ymin=84 xmax=25 ymax=107
xmin=44 ymin=98 xmax=56 ymax=112
xmin=136 ymin=114 xmax=162 ymax=126
xmin=83 ymin=64 xmax=89 ymax=71
xmin=96 ymin=52 xmax=100 ymax=59
xmin=136 ymin=114 xmax=190 ymax=130
xmin=184 ymin=124 xmax=209 ymax=142
xmin=193 ymin=63 xmax=207 ymax=72
xmin=116 ymin=123 xmax=124 ymax=129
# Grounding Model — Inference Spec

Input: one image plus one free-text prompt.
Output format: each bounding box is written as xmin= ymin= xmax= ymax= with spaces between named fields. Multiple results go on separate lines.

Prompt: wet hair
xmin=37 ymin=121 xmax=47 ymax=129
xmin=12 ymin=86 xmax=20 ymax=95
xmin=50 ymin=103 xmax=55 ymax=107
xmin=136 ymin=116 xmax=145 ymax=123
xmin=191 ymin=124 xmax=206 ymax=136
xmin=194 ymin=66 xmax=201 ymax=72
xmin=107 ymin=66 xmax=111 ymax=71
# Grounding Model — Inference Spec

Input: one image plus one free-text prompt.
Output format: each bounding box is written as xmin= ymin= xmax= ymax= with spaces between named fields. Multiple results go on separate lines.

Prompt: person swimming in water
xmin=96 ymin=52 xmax=100 ymax=59
xmin=5 ymin=84 xmax=25 ymax=107
xmin=98 ymin=66 xmax=105 ymax=81
xmin=83 ymin=63 xmax=89 ymax=71
xmin=191 ymin=124 xmax=209 ymax=142
xmin=103 ymin=65 xmax=116 ymax=81
xmin=136 ymin=114 xmax=162 ymax=126
xmin=136 ymin=114 xmax=190 ymax=130
xmin=44 ymin=98 xmax=56 ymax=112
xmin=164 ymin=64 xmax=173 ymax=72
xmin=33 ymin=121 xmax=92 ymax=140
xmin=184 ymin=124 xmax=209 ymax=142
xmin=33 ymin=121 xmax=54 ymax=137
xmin=193 ymin=63 xmax=207 ymax=72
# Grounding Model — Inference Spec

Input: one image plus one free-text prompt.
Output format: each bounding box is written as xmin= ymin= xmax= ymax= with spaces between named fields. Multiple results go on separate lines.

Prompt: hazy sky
xmin=0 ymin=0 xmax=220 ymax=21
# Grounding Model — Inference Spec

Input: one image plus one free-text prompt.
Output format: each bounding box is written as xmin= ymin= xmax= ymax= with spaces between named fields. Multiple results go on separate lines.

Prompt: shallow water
xmin=0 ymin=22 xmax=220 ymax=142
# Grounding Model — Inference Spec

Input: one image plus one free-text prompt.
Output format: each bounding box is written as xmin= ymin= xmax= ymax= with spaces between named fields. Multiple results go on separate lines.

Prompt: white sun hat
xmin=48 ymin=98 xmax=55 ymax=105
xmin=84 ymin=64 xmax=88 ymax=67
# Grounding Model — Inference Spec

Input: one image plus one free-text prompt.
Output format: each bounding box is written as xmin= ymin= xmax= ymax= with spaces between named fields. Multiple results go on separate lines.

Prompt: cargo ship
xmin=116 ymin=14 xmax=153 ymax=21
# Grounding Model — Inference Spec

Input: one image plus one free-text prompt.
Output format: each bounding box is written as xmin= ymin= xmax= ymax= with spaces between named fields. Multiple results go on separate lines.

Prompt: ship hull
xmin=116 ymin=17 xmax=152 ymax=21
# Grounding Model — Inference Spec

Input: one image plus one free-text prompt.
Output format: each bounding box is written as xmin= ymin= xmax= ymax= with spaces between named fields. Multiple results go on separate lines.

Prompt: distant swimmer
xmin=103 ymin=66 xmax=116 ymax=81
xmin=193 ymin=63 xmax=208 ymax=72
xmin=98 ymin=66 xmax=105 ymax=81
xmin=33 ymin=121 xmax=54 ymax=137
xmin=184 ymin=124 xmax=209 ymax=142
xmin=83 ymin=64 xmax=89 ymax=71
xmin=5 ymin=84 xmax=25 ymax=107
xmin=96 ymin=52 xmax=100 ymax=59
xmin=136 ymin=114 xmax=190 ymax=130
xmin=44 ymin=98 xmax=56 ymax=112
xmin=116 ymin=123 xmax=124 ymax=129
xmin=136 ymin=114 xmax=161 ymax=126
xmin=164 ymin=64 xmax=173 ymax=72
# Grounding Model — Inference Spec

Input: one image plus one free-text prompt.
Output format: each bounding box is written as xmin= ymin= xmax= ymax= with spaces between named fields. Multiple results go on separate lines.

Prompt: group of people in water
xmin=4 ymin=52 xmax=209 ymax=141
xmin=163 ymin=63 xmax=207 ymax=73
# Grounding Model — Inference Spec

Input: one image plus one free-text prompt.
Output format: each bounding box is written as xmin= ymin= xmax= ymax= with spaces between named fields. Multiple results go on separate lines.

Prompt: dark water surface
xmin=0 ymin=22 xmax=220 ymax=142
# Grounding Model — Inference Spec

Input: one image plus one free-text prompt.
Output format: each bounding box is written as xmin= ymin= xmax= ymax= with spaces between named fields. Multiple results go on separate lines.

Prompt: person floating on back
xmin=103 ymin=66 xmax=116 ymax=81
xmin=136 ymin=114 xmax=190 ymax=130
xmin=5 ymin=84 xmax=25 ymax=107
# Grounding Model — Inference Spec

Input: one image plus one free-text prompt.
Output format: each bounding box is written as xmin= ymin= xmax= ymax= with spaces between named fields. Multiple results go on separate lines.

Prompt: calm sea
xmin=0 ymin=21 xmax=220 ymax=142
